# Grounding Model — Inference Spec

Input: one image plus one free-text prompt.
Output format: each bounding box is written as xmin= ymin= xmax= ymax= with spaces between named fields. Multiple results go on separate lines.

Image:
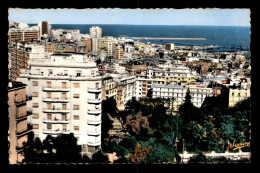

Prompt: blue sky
xmin=9 ymin=9 xmax=250 ymax=26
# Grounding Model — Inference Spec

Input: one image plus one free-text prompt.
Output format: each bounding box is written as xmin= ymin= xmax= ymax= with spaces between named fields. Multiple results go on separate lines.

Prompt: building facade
xmin=8 ymin=82 xmax=32 ymax=164
xmin=18 ymin=53 xmax=102 ymax=157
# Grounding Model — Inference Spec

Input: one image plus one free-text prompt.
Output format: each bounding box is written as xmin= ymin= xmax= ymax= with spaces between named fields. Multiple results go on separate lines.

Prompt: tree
xmin=54 ymin=133 xmax=81 ymax=163
xmin=179 ymin=89 xmax=203 ymax=125
xmin=91 ymin=150 xmax=110 ymax=163
xmin=125 ymin=97 xmax=141 ymax=115
xmin=23 ymin=134 xmax=44 ymax=163
xmin=182 ymin=121 xmax=205 ymax=152
xmin=126 ymin=111 xmax=150 ymax=135
xmin=147 ymin=89 xmax=153 ymax=98
xmin=129 ymin=143 xmax=152 ymax=164
xmin=101 ymin=98 xmax=116 ymax=139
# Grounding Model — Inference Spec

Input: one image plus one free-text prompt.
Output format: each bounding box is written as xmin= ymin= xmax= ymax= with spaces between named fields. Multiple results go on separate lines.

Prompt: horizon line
xmin=25 ymin=23 xmax=250 ymax=27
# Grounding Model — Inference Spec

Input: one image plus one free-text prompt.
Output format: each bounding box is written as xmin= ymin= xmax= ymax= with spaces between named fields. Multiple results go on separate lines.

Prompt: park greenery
xmin=101 ymin=89 xmax=251 ymax=163
xmin=23 ymin=89 xmax=251 ymax=164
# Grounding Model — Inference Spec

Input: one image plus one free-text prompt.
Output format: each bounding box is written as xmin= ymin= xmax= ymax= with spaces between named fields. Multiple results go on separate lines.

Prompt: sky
xmin=8 ymin=9 xmax=250 ymax=27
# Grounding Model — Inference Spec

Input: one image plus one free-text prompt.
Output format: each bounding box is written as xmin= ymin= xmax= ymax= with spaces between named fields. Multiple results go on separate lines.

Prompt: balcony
xmin=15 ymin=113 xmax=27 ymax=121
xmin=87 ymin=98 xmax=102 ymax=104
xmin=87 ymin=129 xmax=101 ymax=136
xmin=42 ymin=97 xmax=70 ymax=103
xmin=87 ymin=118 xmax=101 ymax=125
xmin=43 ymin=118 xmax=70 ymax=124
xmin=88 ymin=87 xmax=102 ymax=93
xmin=87 ymin=141 xmax=101 ymax=146
xmin=14 ymin=98 xmax=27 ymax=106
xmin=42 ymin=86 xmax=70 ymax=92
xmin=43 ymin=129 xmax=70 ymax=134
xmin=16 ymin=126 xmax=32 ymax=137
xmin=42 ymin=107 xmax=70 ymax=113
xmin=87 ymin=109 xmax=101 ymax=114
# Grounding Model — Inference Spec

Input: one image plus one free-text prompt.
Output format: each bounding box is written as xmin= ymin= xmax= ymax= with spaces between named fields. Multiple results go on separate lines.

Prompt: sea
xmin=29 ymin=24 xmax=251 ymax=52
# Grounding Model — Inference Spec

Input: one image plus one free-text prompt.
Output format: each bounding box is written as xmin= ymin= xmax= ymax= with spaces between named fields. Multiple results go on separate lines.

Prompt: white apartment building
xmin=92 ymin=37 xmax=117 ymax=57
xmin=90 ymin=26 xmax=102 ymax=38
xmin=152 ymin=85 xmax=213 ymax=111
xmin=135 ymin=76 xmax=153 ymax=100
xmin=18 ymin=53 xmax=102 ymax=157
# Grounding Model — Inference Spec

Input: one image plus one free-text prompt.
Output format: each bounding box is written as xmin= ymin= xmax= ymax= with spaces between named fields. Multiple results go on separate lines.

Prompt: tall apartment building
xmin=102 ymin=77 xmax=117 ymax=100
xmin=135 ymin=76 xmax=153 ymax=100
xmin=93 ymin=37 xmax=117 ymax=57
xmin=113 ymin=46 xmax=124 ymax=60
xmin=89 ymin=26 xmax=102 ymax=38
xmin=8 ymin=43 xmax=30 ymax=82
xmin=151 ymin=66 xmax=198 ymax=86
xmin=38 ymin=21 xmax=52 ymax=37
xmin=81 ymin=39 xmax=92 ymax=53
xmin=8 ymin=28 xmax=39 ymax=43
xmin=18 ymin=53 xmax=102 ymax=157
xmin=152 ymin=85 xmax=213 ymax=112
xmin=8 ymin=82 xmax=32 ymax=164
xmin=114 ymin=75 xmax=136 ymax=110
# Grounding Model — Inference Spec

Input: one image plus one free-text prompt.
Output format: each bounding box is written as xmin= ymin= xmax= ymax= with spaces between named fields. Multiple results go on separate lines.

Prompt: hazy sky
xmin=9 ymin=9 xmax=250 ymax=26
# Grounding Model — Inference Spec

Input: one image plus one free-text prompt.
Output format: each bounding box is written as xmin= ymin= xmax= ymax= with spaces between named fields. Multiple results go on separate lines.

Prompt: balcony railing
xmin=42 ymin=107 xmax=70 ymax=113
xmin=87 ymin=129 xmax=101 ymax=136
xmin=14 ymin=98 xmax=27 ymax=105
xmin=88 ymin=87 xmax=102 ymax=93
xmin=43 ymin=128 xmax=70 ymax=134
xmin=87 ymin=118 xmax=101 ymax=125
xmin=87 ymin=109 xmax=101 ymax=114
xmin=42 ymin=97 xmax=70 ymax=103
xmin=43 ymin=118 xmax=70 ymax=124
xmin=42 ymin=86 xmax=70 ymax=92
xmin=87 ymin=99 xmax=102 ymax=104
xmin=87 ymin=141 xmax=101 ymax=146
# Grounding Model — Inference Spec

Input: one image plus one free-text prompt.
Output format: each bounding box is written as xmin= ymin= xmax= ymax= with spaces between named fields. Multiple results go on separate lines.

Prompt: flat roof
xmin=153 ymin=85 xmax=185 ymax=89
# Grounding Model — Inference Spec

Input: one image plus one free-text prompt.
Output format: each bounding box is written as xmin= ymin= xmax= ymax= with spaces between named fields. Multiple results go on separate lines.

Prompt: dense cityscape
xmin=8 ymin=20 xmax=251 ymax=164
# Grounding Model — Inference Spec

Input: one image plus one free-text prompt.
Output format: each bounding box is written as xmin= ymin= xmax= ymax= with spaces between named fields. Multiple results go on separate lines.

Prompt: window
xmin=74 ymin=83 xmax=80 ymax=88
xmin=61 ymin=93 xmax=66 ymax=99
xmin=73 ymin=105 xmax=79 ymax=110
xmin=47 ymin=81 xmax=52 ymax=88
xmin=74 ymin=126 xmax=79 ymax=131
xmin=74 ymin=115 xmax=80 ymax=120
xmin=32 ymin=92 xmax=38 ymax=97
xmin=95 ymin=94 xmax=99 ymax=99
xmin=47 ymin=114 xmax=52 ymax=120
xmin=96 ymin=82 xmax=99 ymax=88
xmin=32 ymin=81 xmax=38 ymax=86
xmin=47 ymin=103 xmax=52 ymax=109
xmin=32 ymin=114 xmax=39 ymax=119
xmin=33 ymin=124 xmax=39 ymax=129
xmin=232 ymin=92 xmax=234 ymax=96
xmin=64 ymin=70 xmax=68 ymax=76
xmin=62 ymin=82 xmax=67 ymax=88
xmin=47 ymin=124 xmax=52 ymax=130
xmin=73 ymin=94 xmax=80 ymax=98
xmin=62 ymin=114 xmax=67 ymax=121
xmin=238 ymin=93 xmax=241 ymax=97
xmin=62 ymin=104 xmax=67 ymax=109
xmin=62 ymin=124 xmax=67 ymax=131
xmin=32 ymin=103 xmax=39 ymax=108
xmin=47 ymin=92 xmax=52 ymax=99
